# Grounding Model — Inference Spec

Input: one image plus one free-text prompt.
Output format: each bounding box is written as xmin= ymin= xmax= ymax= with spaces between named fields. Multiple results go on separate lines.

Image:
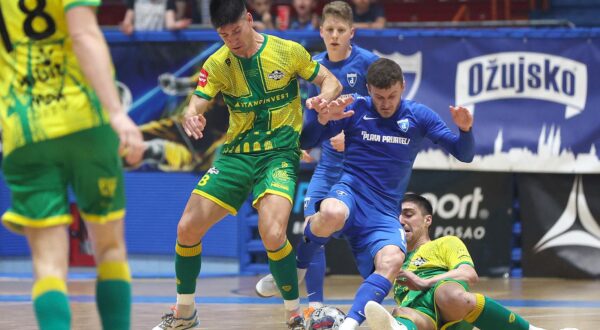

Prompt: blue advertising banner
xmin=105 ymin=29 xmax=600 ymax=173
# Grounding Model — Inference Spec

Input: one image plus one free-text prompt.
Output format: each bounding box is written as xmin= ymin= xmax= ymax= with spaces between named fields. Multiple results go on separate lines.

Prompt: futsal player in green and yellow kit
xmin=0 ymin=1 xmax=144 ymax=330
xmin=364 ymin=194 xmax=545 ymax=330
xmin=152 ymin=1 xmax=342 ymax=329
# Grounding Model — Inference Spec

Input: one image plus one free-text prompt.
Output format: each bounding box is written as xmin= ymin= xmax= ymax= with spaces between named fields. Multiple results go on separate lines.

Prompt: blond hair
xmin=322 ymin=1 xmax=353 ymax=25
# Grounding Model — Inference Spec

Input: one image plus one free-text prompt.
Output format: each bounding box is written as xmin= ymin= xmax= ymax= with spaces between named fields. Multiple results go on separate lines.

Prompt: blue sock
xmin=347 ymin=273 xmax=392 ymax=324
xmin=296 ymin=222 xmax=330 ymax=269
xmin=305 ymin=246 xmax=325 ymax=303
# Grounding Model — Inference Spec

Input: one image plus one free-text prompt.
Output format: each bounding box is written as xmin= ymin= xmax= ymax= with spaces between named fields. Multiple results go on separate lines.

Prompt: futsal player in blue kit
xmin=298 ymin=58 xmax=475 ymax=330
xmin=255 ymin=0 xmax=378 ymax=311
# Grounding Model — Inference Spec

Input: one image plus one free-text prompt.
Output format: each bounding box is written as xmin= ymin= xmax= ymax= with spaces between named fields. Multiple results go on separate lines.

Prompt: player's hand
xmin=301 ymin=149 xmax=315 ymax=163
xmin=318 ymin=95 xmax=355 ymax=123
xmin=110 ymin=112 xmax=144 ymax=165
xmin=396 ymin=270 xmax=431 ymax=291
xmin=330 ymin=132 xmax=345 ymax=152
xmin=182 ymin=109 xmax=206 ymax=140
xmin=449 ymin=105 xmax=473 ymax=132
xmin=306 ymin=96 xmax=329 ymax=113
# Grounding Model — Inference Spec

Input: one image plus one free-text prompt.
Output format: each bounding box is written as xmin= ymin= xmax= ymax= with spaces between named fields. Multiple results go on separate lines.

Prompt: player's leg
xmin=2 ymin=142 xmax=73 ymax=330
xmin=365 ymin=302 xmax=435 ymax=330
xmin=341 ymin=244 xmax=405 ymax=330
xmin=341 ymin=208 xmax=407 ymax=330
xmin=70 ymin=125 xmax=132 ymax=330
xmin=435 ymin=284 xmax=543 ymax=330
xmin=25 ymin=226 xmax=71 ymax=330
xmin=302 ymin=165 xmax=340 ymax=309
xmin=252 ymin=151 xmax=305 ymax=328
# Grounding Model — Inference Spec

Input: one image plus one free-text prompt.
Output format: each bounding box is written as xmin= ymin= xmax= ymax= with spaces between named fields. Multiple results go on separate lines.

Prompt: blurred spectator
xmin=351 ymin=0 xmax=386 ymax=29
xmin=249 ymin=0 xmax=275 ymax=30
xmin=288 ymin=0 xmax=319 ymax=30
xmin=120 ymin=0 xmax=192 ymax=35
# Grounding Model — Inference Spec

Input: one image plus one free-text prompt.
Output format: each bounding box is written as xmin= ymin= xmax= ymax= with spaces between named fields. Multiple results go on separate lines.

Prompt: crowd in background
xmin=119 ymin=0 xmax=386 ymax=34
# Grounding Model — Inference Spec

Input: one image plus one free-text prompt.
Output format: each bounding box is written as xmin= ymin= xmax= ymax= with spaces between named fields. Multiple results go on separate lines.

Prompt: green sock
xmin=175 ymin=241 xmax=202 ymax=294
xmin=267 ymin=240 xmax=299 ymax=301
xmin=466 ymin=294 xmax=529 ymax=330
xmin=32 ymin=277 xmax=71 ymax=330
xmin=96 ymin=262 xmax=131 ymax=330
xmin=394 ymin=316 xmax=418 ymax=330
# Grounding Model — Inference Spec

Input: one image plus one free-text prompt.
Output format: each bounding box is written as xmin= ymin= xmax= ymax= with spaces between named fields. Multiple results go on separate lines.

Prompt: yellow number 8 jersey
xmin=0 ymin=0 xmax=109 ymax=156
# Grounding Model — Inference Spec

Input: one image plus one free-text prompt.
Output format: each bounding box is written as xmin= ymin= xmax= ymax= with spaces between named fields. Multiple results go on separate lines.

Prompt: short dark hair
xmin=402 ymin=193 xmax=433 ymax=217
xmin=210 ymin=0 xmax=247 ymax=28
xmin=367 ymin=58 xmax=404 ymax=89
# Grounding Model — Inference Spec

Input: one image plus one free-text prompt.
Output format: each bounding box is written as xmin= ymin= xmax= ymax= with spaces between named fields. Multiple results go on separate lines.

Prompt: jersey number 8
xmin=0 ymin=0 xmax=57 ymax=52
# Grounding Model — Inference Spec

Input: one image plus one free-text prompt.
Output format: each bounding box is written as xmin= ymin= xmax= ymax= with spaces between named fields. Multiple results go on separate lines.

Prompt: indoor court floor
xmin=1 ymin=275 xmax=599 ymax=329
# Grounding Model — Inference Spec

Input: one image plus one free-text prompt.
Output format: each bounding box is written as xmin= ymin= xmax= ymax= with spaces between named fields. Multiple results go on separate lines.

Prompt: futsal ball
xmin=305 ymin=306 xmax=346 ymax=330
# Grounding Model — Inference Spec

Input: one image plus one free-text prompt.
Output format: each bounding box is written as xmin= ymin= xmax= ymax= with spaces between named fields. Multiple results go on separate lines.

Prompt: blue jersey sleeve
xmin=300 ymin=104 xmax=353 ymax=149
xmin=421 ymin=107 xmax=475 ymax=162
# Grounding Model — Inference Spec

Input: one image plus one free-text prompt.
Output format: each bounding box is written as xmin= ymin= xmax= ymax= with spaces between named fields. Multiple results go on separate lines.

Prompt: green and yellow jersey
xmin=194 ymin=34 xmax=320 ymax=154
xmin=0 ymin=0 xmax=109 ymax=156
xmin=394 ymin=236 xmax=475 ymax=305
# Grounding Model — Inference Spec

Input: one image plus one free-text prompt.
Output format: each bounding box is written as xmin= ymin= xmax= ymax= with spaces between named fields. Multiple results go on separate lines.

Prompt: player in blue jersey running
xmin=297 ymin=58 xmax=474 ymax=330
xmin=255 ymin=1 xmax=378 ymax=312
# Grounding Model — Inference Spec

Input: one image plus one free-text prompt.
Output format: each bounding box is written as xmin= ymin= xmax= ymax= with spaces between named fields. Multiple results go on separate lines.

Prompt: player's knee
xmin=318 ymin=203 xmax=346 ymax=230
xmin=435 ymin=288 xmax=474 ymax=320
xmin=177 ymin=218 xmax=204 ymax=245
xmin=258 ymin=223 xmax=287 ymax=251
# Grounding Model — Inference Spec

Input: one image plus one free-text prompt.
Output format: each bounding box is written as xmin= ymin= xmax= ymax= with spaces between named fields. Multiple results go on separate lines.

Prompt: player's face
xmin=217 ymin=13 xmax=255 ymax=57
xmin=320 ymin=17 xmax=354 ymax=53
xmin=400 ymin=201 xmax=431 ymax=247
xmin=368 ymin=81 xmax=404 ymax=118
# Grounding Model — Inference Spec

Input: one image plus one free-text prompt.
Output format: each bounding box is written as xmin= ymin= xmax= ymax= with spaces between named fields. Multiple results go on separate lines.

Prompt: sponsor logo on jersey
xmin=362 ymin=115 xmax=378 ymax=120
xmin=397 ymin=118 xmax=410 ymax=132
xmin=455 ymin=52 xmax=588 ymax=118
xmin=534 ymin=175 xmax=600 ymax=252
xmin=198 ymin=68 xmax=208 ymax=87
xmin=268 ymin=70 xmax=285 ymax=80
xmin=207 ymin=167 xmax=219 ymax=175
xmin=347 ymin=72 xmax=357 ymax=87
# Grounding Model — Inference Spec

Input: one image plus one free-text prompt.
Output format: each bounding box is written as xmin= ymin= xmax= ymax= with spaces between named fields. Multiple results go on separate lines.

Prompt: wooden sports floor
xmin=0 ymin=276 xmax=598 ymax=329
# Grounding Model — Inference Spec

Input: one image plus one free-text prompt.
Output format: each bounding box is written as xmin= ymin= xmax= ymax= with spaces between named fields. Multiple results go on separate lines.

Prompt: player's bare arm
xmin=449 ymin=105 xmax=473 ymax=132
xmin=307 ymin=65 xmax=343 ymax=113
xmin=397 ymin=264 xmax=479 ymax=291
xmin=67 ymin=6 xmax=144 ymax=165
xmin=182 ymin=95 xmax=209 ymax=140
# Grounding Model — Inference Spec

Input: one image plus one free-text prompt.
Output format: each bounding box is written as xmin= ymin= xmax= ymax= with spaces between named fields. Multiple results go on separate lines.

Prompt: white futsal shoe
xmin=365 ymin=301 xmax=408 ymax=330
xmin=255 ymin=268 xmax=307 ymax=298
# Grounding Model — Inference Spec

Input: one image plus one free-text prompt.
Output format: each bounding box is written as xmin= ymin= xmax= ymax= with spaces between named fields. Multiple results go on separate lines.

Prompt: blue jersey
xmin=301 ymin=95 xmax=475 ymax=213
xmin=306 ymin=45 xmax=378 ymax=170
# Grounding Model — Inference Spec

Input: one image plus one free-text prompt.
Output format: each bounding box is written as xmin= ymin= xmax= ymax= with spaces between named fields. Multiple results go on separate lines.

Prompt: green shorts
xmin=400 ymin=279 xmax=474 ymax=330
xmin=1 ymin=125 xmax=125 ymax=234
xmin=192 ymin=149 xmax=300 ymax=215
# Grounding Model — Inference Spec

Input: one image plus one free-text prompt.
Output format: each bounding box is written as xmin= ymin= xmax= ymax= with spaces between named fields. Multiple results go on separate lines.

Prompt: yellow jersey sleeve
xmin=439 ymin=236 xmax=475 ymax=270
xmin=194 ymin=55 xmax=227 ymax=101
xmin=63 ymin=0 xmax=101 ymax=11
xmin=290 ymin=41 xmax=320 ymax=82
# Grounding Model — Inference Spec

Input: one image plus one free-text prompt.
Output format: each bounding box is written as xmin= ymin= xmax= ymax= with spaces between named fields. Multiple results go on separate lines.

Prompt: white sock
xmin=284 ymin=298 xmax=300 ymax=313
xmin=176 ymin=294 xmax=195 ymax=318
xmin=339 ymin=317 xmax=359 ymax=330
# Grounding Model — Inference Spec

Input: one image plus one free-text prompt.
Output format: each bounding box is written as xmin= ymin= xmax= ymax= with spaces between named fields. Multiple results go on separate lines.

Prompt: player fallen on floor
xmin=365 ymin=193 xmax=547 ymax=330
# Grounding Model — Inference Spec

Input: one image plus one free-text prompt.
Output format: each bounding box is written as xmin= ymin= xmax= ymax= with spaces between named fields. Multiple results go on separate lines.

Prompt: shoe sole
xmin=254 ymin=285 xmax=277 ymax=298
xmin=365 ymin=301 xmax=404 ymax=330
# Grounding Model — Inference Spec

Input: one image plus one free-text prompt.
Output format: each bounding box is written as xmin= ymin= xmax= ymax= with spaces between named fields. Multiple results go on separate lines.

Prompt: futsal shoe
xmin=286 ymin=313 xmax=305 ymax=330
xmin=254 ymin=268 xmax=307 ymax=298
xmin=365 ymin=301 xmax=407 ymax=330
xmin=152 ymin=306 xmax=199 ymax=330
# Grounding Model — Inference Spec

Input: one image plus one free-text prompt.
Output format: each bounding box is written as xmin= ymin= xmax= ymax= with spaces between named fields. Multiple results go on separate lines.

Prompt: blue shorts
xmin=304 ymin=162 xmax=343 ymax=217
xmin=325 ymin=182 xmax=407 ymax=278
